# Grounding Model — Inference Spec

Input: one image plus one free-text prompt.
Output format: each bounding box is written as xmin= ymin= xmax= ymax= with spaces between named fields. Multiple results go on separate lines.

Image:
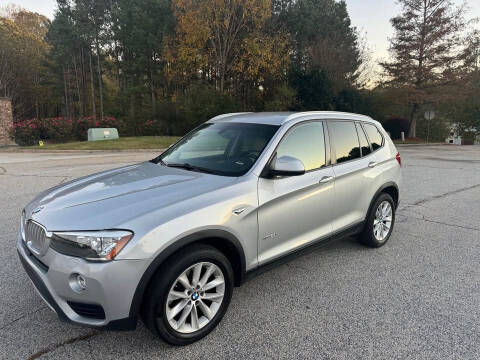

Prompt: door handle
xmin=368 ymin=161 xmax=377 ymax=168
xmin=319 ymin=176 xmax=333 ymax=184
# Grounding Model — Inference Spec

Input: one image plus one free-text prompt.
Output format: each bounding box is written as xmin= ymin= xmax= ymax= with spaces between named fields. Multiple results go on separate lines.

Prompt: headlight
xmin=20 ymin=210 xmax=26 ymax=241
xmin=50 ymin=230 xmax=133 ymax=261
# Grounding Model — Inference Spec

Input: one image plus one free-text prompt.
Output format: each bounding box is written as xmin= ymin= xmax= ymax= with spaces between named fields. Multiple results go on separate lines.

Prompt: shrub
xmin=73 ymin=117 xmax=93 ymax=141
xmin=43 ymin=117 xmax=74 ymax=142
xmin=9 ymin=118 xmax=43 ymax=146
xmin=416 ymin=117 xmax=449 ymax=142
xmin=10 ymin=116 xmax=125 ymax=145
xmin=383 ymin=118 xmax=410 ymax=140
xmin=137 ymin=119 xmax=158 ymax=136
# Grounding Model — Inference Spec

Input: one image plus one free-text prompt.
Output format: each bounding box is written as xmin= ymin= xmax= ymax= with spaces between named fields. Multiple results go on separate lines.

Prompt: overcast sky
xmin=3 ymin=0 xmax=480 ymax=64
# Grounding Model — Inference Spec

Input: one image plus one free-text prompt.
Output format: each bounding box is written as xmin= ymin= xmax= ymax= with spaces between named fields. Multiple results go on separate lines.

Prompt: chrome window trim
xmin=355 ymin=121 xmax=373 ymax=157
xmin=283 ymin=111 xmax=374 ymax=125
xmin=251 ymin=116 xmax=384 ymax=176
xmin=361 ymin=122 xmax=385 ymax=155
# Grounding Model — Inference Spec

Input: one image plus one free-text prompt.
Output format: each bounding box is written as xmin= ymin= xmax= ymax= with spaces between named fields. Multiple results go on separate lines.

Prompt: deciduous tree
xmin=0 ymin=13 xmax=50 ymax=119
xmin=172 ymin=0 xmax=271 ymax=93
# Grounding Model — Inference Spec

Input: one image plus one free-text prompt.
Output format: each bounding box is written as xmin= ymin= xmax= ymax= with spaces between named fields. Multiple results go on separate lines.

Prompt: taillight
xmin=396 ymin=152 xmax=401 ymax=166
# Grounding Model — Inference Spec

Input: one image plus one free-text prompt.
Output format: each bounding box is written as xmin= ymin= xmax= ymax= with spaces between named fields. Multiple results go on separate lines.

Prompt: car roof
xmin=207 ymin=111 xmax=376 ymax=126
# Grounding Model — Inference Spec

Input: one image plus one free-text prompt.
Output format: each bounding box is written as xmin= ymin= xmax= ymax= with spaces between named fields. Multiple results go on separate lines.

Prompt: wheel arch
xmin=367 ymin=182 xmax=400 ymax=217
xmin=380 ymin=183 xmax=399 ymax=209
xmin=128 ymin=229 xmax=246 ymax=320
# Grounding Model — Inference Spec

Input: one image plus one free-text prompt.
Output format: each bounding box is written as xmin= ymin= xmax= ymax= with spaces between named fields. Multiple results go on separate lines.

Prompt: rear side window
xmin=276 ymin=122 xmax=326 ymax=171
xmin=356 ymin=123 xmax=372 ymax=156
xmin=329 ymin=121 xmax=361 ymax=164
xmin=364 ymin=123 xmax=383 ymax=151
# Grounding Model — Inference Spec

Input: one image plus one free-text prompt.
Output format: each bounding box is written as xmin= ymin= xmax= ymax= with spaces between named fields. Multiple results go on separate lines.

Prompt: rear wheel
xmin=360 ymin=193 xmax=395 ymax=247
xmin=142 ymin=244 xmax=233 ymax=345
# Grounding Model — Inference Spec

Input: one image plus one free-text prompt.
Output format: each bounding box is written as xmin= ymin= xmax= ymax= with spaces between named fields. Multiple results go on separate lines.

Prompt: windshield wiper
xmin=150 ymin=156 xmax=166 ymax=165
xmin=165 ymin=162 xmax=220 ymax=175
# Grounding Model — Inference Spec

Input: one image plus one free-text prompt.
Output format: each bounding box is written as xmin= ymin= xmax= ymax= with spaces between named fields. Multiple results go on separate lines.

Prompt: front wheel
xmin=142 ymin=244 xmax=234 ymax=345
xmin=360 ymin=193 xmax=396 ymax=247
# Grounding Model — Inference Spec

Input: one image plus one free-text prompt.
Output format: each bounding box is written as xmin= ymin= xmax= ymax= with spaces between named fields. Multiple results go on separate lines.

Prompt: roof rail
xmin=283 ymin=111 xmax=373 ymax=124
xmin=209 ymin=112 xmax=253 ymax=122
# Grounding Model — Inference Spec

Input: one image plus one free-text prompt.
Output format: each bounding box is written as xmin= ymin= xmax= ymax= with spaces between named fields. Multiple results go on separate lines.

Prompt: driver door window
xmin=276 ymin=122 xmax=326 ymax=171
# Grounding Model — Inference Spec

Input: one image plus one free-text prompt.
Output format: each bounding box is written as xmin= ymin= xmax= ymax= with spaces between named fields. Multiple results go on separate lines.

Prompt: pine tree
xmin=381 ymin=0 xmax=466 ymax=138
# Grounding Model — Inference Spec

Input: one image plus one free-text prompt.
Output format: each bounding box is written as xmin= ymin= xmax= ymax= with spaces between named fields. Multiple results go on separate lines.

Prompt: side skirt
xmin=243 ymin=220 xmax=365 ymax=283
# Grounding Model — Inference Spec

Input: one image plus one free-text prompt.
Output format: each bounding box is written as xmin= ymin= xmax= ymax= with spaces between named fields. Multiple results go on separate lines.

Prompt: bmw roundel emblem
xmin=192 ymin=292 xmax=199 ymax=301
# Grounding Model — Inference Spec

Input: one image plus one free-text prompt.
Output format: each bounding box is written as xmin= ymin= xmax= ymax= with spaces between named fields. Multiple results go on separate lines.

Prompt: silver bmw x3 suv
xmin=18 ymin=112 xmax=402 ymax=345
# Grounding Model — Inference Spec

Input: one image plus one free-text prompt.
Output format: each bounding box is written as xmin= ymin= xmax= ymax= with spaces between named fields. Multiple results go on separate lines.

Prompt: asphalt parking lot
xmin=1 ymin=145 xmax=479 ymax=359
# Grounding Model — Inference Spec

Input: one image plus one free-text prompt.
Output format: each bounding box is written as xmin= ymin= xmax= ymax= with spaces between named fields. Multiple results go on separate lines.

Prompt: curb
xmin=395 ymin=143 xmax=447 ymax=147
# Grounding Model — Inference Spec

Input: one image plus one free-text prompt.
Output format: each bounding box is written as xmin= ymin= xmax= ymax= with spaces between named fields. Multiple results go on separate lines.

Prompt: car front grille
xmin=25 ymin=221 xmax=48 ymax=255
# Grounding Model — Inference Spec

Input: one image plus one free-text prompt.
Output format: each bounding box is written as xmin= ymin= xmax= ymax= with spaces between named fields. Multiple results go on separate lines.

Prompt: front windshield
xmin=158 ymin=122 xmax=280 ymax=176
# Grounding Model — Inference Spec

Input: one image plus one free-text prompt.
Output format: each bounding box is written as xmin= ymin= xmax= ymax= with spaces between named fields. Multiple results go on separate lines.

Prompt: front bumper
xmin=17 ymin=236 xmax=149 ymax=330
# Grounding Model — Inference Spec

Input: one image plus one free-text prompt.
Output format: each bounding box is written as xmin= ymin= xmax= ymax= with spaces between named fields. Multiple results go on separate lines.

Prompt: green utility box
xmin=87 ymin=128 xmax=119 ymax=141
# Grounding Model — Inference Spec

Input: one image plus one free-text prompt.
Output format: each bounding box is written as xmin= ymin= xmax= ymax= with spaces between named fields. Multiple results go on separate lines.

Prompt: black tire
xmin=360 ymin=192 xmax=396 ymax=248
xmin=141 ymin=244 xmax=234 ymax=345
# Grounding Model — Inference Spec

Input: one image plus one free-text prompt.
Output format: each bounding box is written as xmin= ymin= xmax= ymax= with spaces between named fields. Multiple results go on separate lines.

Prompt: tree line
xmin=0 ymin=0 xmax=479 ymax=141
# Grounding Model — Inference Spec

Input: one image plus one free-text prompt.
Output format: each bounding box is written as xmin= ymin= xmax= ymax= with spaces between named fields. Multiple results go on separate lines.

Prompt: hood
xmin=26 ymin=161 xmax=237 ymax=230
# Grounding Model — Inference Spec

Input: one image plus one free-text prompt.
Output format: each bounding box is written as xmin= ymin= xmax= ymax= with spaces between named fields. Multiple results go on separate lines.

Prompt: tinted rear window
xmin=329 ymin=121 xmax=361 ymax=164
xmin=356 ymin=123 xmax=372 ymax=156
xmin=364 ymin=123 xmax=383 ymax=151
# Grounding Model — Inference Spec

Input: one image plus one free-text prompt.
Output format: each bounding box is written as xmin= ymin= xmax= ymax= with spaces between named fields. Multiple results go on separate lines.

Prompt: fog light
xmin=77 ymin=274 xmax=87 ymax=289
xmin=69 ymin=273 xmax=87 ymax=293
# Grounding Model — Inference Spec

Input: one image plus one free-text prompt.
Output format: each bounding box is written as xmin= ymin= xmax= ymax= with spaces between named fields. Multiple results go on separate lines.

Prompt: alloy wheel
xmin=164 ymin=262 xmax=225 ymax=334
xmin=373 ymin=200 xmax=393 ymax=241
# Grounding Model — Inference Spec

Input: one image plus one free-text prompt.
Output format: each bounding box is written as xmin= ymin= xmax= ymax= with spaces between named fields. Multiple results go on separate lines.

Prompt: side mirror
xmin=270 ymin=156 xmax=305 ymax=177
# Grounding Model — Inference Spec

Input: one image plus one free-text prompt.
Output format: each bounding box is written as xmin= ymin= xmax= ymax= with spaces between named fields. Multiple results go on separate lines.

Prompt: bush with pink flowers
xmin=9 ymin=118 xmax=43 ymax=146
xmin=136 ymin=119 xmax=158 ymax=136
xmin=43 ymin=117 xmax=74 ymax=142
xmin=9 ymin=116 xmax=127 ymax=145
